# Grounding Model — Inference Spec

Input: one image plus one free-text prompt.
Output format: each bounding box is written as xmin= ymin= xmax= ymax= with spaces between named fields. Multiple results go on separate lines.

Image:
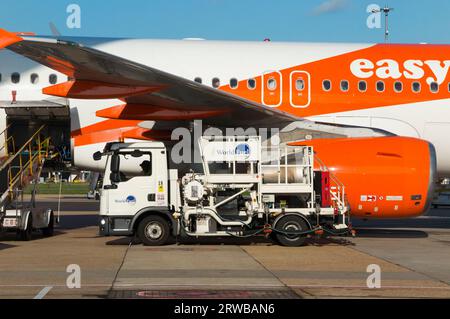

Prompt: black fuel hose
xmin=180 ymin=212 xmax=351 ymax=237
xmin=225 ymin=228 xmax=266 ymax=238
xmin=270 ymin=226 xmax=351 ymax=236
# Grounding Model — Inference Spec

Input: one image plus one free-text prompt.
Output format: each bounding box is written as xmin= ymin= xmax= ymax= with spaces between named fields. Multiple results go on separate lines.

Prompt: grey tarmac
xmin=0 ymin=195 xmax=449 ymax=299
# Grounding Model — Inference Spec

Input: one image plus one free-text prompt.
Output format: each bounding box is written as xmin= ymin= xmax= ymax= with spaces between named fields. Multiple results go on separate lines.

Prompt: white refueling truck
xmin=95 ymin=136 xmax=351 ymax=246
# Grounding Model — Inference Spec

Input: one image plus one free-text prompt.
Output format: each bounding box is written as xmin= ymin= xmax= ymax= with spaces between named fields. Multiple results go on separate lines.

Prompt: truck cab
xmin=98 ymin=142 xmax=176 ymax=243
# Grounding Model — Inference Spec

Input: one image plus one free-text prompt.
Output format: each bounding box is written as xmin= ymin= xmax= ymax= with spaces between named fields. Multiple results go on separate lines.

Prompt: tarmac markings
xmin=33 ymin=286 xmax=53 ymax=299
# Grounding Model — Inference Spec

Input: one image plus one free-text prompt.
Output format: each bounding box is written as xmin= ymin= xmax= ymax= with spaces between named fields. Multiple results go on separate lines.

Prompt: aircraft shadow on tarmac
xmin=0 ymin=213 xmax=97 ymax=243
xmin=0 ymin=242 xmax=18 ymax=251
xmin=353 ymin=220 xmax=450 ymax=230
xmin=0 ymin=230 xmax=66 ymax=243
xmin=352 ymin=228 xmax=429 ymax=239
xmin=43 ymin=208 xmax=450 ymax=245
xmin=58 ymin=214 xmax=99 ymax=230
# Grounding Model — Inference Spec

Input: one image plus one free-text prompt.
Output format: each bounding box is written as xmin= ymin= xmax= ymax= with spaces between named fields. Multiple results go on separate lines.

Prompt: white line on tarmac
xmin=1 ymin=283 xmax=449 ymax=290
xmin=33 ymin=286 xmax=53 ymax=299
xmin=289 ymin=284 xmax=450 ymax=290
xmin=0 ymin=283 xmax=281 ymax=288
xmin=114 ymin=283 xmax=284 ymax=288
xmin=114 ymin=284 xmax=450 ymax=290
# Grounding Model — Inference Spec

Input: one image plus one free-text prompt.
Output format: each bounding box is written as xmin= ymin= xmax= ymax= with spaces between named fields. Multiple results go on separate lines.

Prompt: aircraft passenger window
xmin=394 ymin=81 xmax=403 ymax=93
xmin=267 ymin=77 xmax=277 ymax=91
xmin=0 ymin=73 xmax=2 ymax=82
xmin=358 ymin=81 xmax=367 ymax=92
xmin=212 ymin=78 xmax=220 ymax=88
xmin=11 ymin=73 xmax=20 ymax=84
xmin=340 ymin=80 xmax=349 ymax=92
xmin=49 ymin=74 xmax=58 ymax=84
xmin=194 ymin=77 xmax=202 ymax=84
xmin=247 ymin=78 xmax=256 ymax=90
xmin=448 ymin=82 xmax=450 ymax=92
xmin=295 ymin=78 xmax=305 ymax=91
xmin=322 ymin=80 xmax=331 ymax=91
xmin=31 ymin=73 xmax=39 ymax=84
xmin=376 ymin=81 xmax=385 ymax=92
xmin=412 ymin=82 xmax=421 ymax=93
xmin=230 ymin=78 xmax=238 ymax=89
xmin=430 ymin=82 xmax=439 ymax=93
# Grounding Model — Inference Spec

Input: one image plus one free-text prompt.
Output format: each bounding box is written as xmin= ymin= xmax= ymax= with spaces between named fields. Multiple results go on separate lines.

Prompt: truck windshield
xmin=115 ymin=152 xmax=152 ymax=181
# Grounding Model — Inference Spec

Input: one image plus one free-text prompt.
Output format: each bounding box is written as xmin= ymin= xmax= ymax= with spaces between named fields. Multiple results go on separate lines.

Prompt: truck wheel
xmin=274 ymin=215 xmax=309 ymax=247
xmin=42 ymin=213 xmax=54 ymax=237
xmin=19 ymin=215 xmax=33 ymax=241
xmin=137 ymin=215 xmax=170 ymax=246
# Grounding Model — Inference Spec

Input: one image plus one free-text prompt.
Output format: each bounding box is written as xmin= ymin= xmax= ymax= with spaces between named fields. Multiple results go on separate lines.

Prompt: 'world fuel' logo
xmin=235 ymin=143 xmax=251 ymax=157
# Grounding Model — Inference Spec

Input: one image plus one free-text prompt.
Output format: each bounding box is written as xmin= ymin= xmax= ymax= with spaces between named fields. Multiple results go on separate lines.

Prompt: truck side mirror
xmin=110 ymin=172 xmax=121 ymax=184
xmin=110 ymin=154 xmax=120 ymax=173
xmin=109 ymin=154 xmax=121 ymax=184
xmin=93 ymin=151 xmax=102 ymax=161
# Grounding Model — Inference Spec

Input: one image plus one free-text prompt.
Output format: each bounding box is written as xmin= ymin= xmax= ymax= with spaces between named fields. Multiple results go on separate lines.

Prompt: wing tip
xmin=0 ymin=28 xmax=24 ymax=49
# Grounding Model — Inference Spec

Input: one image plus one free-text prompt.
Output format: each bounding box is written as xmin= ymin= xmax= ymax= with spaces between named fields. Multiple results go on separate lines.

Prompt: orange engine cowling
xmin=290 ymin=136 xmax=437 ymax=219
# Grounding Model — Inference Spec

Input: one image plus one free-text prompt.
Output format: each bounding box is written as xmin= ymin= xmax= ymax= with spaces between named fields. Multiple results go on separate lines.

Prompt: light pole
xmin=372 ymin=5 xmax=394 ymax=43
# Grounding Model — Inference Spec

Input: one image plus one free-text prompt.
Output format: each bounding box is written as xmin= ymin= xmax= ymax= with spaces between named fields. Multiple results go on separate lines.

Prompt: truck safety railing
xmin=314 ymin=155 xmax=348 ymax=213
xmin=199 ymin=135 xmax=261 ymax=177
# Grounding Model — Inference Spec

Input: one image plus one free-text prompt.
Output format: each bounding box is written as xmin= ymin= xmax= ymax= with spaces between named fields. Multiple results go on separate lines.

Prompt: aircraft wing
xmin=0 ymin=29 xmax=386 ymax=140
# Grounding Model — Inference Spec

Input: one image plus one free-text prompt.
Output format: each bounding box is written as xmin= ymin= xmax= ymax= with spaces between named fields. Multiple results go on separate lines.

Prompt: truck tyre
xmin=42 ymin=213 xmax=54 ymax=237
xmin=274 ymin=215 xmax=309 ymax=247
xmin=19 ymin=215 xmax=33 ymax=241
xmin=137 ymin=215 xmax=170 ymax=246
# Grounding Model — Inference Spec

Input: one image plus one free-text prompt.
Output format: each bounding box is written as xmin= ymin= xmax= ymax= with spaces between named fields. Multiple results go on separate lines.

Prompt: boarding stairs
xmin=0 ymin=125 xmax=55 ymax=209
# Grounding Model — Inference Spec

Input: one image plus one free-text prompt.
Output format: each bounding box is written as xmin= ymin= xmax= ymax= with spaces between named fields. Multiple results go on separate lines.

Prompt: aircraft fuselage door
xmin=290 ymin=71 xmax=311 ymax=108
xmin=262 ymin=71 xmax=282 ymax=107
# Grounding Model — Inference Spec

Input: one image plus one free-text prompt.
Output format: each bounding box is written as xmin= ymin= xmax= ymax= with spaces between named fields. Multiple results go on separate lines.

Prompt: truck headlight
xmin=100 ymin=219 xmax=106 ymax=225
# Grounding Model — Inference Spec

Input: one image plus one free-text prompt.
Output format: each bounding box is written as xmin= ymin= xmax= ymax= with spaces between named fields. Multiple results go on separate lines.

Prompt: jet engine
xmin=290 ymin=136 xmax=437 ymax=218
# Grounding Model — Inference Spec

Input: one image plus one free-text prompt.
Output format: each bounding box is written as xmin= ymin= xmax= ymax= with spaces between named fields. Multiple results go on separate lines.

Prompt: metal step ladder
xmin=314 ymin=155 xmax=350 ymax=228
xmin=0 ymin=125 xmax=54 ymax=209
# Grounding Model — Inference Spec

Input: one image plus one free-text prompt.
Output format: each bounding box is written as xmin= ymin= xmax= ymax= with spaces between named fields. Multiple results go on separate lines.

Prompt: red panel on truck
xmin=321 ymin=171 xmax=331 ymax=207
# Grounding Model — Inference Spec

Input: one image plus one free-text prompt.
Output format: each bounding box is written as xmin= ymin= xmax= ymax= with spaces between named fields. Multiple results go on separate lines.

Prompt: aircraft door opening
xmin=290 ymin=71 xmax=311 ymax=108
xmin=262 ymin=71 xmax=282 ymax=107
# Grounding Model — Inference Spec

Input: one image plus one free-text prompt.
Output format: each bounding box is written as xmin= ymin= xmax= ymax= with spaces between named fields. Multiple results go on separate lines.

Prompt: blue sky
xmin=1 ymin=0 xmax=450 ymax=43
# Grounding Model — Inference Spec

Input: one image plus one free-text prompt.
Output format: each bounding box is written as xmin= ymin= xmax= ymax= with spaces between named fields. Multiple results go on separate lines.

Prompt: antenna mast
xmin=372 ymin=5 xmax=394 ymax=43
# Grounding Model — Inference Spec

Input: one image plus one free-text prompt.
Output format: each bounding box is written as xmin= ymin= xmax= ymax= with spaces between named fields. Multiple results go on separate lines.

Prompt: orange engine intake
xmin=290 ymin=136 xmax=437 ymax=219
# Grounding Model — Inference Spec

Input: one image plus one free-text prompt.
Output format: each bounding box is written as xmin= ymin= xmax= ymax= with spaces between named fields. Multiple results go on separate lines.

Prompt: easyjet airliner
xmin=0 ymin=28 xmax=445 ymax=219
